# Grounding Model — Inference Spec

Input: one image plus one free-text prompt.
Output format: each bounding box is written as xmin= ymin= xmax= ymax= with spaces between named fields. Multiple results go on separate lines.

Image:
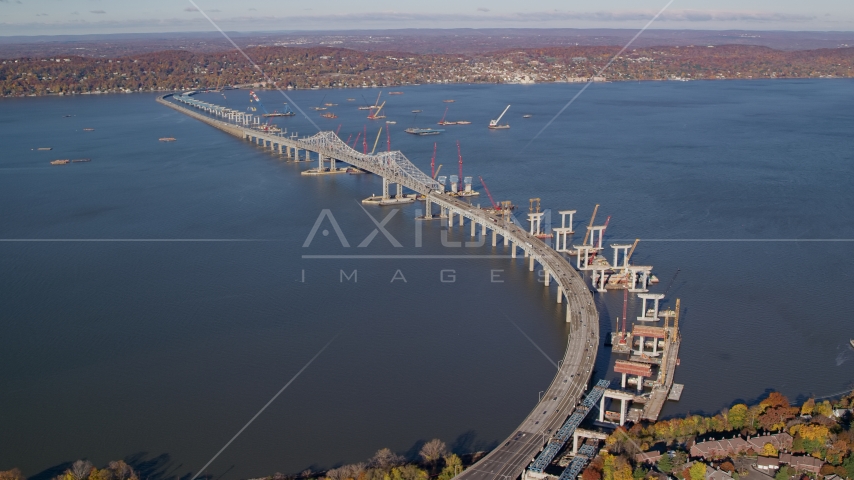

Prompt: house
xmin=690 ymin=437 xmax=750 ymax=459
xmin=635 ymin=451 xmax=663 ymax=464
xmin=705 ymin=468 xmax=733 ymax=480
xmin=746 ymin=433 xmax=793 ymax=453
xmin=779 ymin=453 xmax=823 ymax=474
xmin=681 ymin=462 xmax=734 ymax=480
xmin=756 ymin=456 xmax=780 ymax=472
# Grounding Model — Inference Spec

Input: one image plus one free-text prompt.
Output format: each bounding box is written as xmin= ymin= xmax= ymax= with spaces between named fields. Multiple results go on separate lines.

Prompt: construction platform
xmin=301 ymin=167 xmax=348 ymax=176
xmin=362 ymin=194 xmax=418 ymax=205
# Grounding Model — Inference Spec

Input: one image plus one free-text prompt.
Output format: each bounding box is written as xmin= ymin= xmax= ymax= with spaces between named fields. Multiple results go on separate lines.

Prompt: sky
xmin=0 ymin=0 xmax=852 ymax=36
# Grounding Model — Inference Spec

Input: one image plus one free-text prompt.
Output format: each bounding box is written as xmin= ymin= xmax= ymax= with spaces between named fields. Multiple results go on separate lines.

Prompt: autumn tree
xmin=0 ymin=469 xmax=24 ymax=480
xmin=436 ymin=454 xmax=462 ymax=480
xmin=760 ymin=443 xmax=779 ymax=457
xmin=801 ymin=399 xmax=816 ymax=416
xmin=71 ymin=461 xmax=94 ymax=480
xmin=688 ymin=462 xmax=707 ymax=480
xmin=370 ymin=448 xmax=404 ymax=471
xmin=419 ymin=439 xmax=448 ymax=467
xmin=728 ymin=404 xmax=748 ymax=430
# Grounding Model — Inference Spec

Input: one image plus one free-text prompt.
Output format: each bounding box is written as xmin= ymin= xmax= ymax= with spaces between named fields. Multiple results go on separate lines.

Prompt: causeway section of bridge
xmin=158 ymin=93 xmax=601 ymax=480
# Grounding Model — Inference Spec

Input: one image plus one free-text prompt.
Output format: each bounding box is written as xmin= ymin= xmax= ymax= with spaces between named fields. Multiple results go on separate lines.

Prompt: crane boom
xmin=479 ymin=176 xmax=498 ymax=209
xmin=495 ymin=104 xmax=511 ymax=123
xmin=431 ymin=142 xmax=437 ymax=178
xmin=457 ymin=141 xmax=464 ymax=191
xmin=625 ymin=239 xmax=640 ymax=265
xmin=432 ymin=164 xmax=443 ymax=179
xmin=371 ymin=128 xmax=383 ymax=154
xmin=582 ymin=204 xmax=599 ymax=245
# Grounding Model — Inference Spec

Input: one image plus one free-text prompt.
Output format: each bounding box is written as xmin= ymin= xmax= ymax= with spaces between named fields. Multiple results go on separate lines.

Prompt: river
xmin=1 ymin=79 xmax=853 ymax=479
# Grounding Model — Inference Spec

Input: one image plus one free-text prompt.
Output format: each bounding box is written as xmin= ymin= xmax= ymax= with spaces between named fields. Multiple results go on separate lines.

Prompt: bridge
xmin=158 ymin=92 xmax=602 ymax=480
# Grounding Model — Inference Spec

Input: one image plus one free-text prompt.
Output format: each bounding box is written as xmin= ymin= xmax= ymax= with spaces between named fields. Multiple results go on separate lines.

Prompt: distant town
xmin=1 ymin=44 xmax=852 ymax=97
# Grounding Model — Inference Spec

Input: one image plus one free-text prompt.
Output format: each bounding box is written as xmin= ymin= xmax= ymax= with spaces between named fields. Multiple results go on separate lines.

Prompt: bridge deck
xmin=158 ymin=93 xmax=601 ymax=480
xmin=428 ymin=195 xmax=599 ymax=480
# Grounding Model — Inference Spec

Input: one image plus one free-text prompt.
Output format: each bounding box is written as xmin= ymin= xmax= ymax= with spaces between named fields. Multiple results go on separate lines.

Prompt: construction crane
xmin=489 ymin=105 xmax=511 ymax=129
xmin=582 ymin=204 xmax=599 ymax=245
xmin=368 ymin=101 xmax=386 ymax=119
xmin=432 ymin=164 xmax=443 ymax=180
xmin=386 ymin=125 xmax=391 ymax=152
xmin=430 ymin=142 xmax=437 ymax=178
xmin=370 ymin=128 xmax=383 ymax=154
xmin=456 ymin=141 xmax=464 ymax=192
xmin=479 ymin=176 xmax=498 ymax=210
xmin=625 ymin=239 xmax=640 ymax=265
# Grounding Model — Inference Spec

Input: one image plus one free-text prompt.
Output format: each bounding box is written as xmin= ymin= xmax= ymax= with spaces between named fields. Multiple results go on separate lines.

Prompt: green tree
xmin=657 ymin=455 xmax=674 ymax=474
xmin=728 ymin=404 xmax=748 ymax=430
xmin=775 ymin=466 xmax=794 ymax=480
xmin=436 ymin=454 xmax=462 ymax=480
xmin=632 ymin=467 xmax=647 ymax=480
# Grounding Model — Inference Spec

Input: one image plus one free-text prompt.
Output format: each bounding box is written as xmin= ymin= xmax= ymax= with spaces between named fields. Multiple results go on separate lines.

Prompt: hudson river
xmin=1 ymin=79 xmax=853 ymax=479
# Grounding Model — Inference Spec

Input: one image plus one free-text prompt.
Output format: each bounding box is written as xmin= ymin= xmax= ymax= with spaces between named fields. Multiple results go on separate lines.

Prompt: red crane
xmin=479 ymin=176 xmax=499 ymax=210
xmin=336 ymin=124 xmax=342 ymax=136
xmin=362 ymin=125 xmax=368 ymax=154
xmin=456 ymin=141 xmax=463 ymax=191
xmin=386 ymin=125 xmax=391 ymax=151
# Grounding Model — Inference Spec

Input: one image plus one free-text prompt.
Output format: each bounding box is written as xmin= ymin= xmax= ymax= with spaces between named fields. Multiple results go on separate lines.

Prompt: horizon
xmin=1 ymin=0 xmax=853 ymax=36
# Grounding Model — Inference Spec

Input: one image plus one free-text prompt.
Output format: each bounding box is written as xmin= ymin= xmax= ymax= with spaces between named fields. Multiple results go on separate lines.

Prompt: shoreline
xmin=3 ymin=76 xmax=852 ymax=99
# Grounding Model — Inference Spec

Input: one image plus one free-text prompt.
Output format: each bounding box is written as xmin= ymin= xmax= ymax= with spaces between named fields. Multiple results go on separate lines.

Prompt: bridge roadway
xmin=428 ymin=195 xmax=600 ymax=480
xmin=158 ymin=93 xmax=600 ymax=480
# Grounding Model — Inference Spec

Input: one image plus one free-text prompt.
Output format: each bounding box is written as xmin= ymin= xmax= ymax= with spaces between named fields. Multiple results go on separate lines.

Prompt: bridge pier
xmin=511 ymin=242 xmax=517 ymax=258
xmin=470 ymin=220 xmax=476 ymax=236
xmin=544 ymin=269 xmax=550 ymax=287
xmin=481 ymin=222 xmax=487 ymax=236
xmin=557 ymin=286 xmax=563 ymax=303
xmin=447 ymin=210 xmax=454 ymax=228
xmin=382 ymin=177 xmax=390 ymax=200
xmin=529 ymin=256 xmax=535 ymax=272
xmin=492 ymin=230 xmax=497 ymax=247
xmin=396 ymin=183 xmax=403 ymax=199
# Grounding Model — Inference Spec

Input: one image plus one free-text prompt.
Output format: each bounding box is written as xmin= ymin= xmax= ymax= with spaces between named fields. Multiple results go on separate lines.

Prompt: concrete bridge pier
xmin=470 ymin=220 xmax=476 ymax=236
xmin=511 ymin=242 xmax=517 ymax=258
xmin=529 ymin=255 xmax=535 ymax=272
xmin=447 ymin=209 xmax=454 ymax=228
xmin=424 ymin=198 xmax=433 ymax=219
xmin=557 ymin=286 xmax=563 ymax=303
xmin=544 ymin=269 xmax=551 ymax=287
xmin=396 ymin=182 xmax=403 ymax=199
xmin=481 ymin=222 xmax=487 ymax=236
xmin=382 ymin=177 xmax=391 ymax=200
xmin=492 ymin=230 xmax=497 ymax=247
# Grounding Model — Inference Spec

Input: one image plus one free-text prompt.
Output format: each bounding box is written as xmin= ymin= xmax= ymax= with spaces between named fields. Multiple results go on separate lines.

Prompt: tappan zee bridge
xmin=158 ymin=92 xmax=605 ymax=480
